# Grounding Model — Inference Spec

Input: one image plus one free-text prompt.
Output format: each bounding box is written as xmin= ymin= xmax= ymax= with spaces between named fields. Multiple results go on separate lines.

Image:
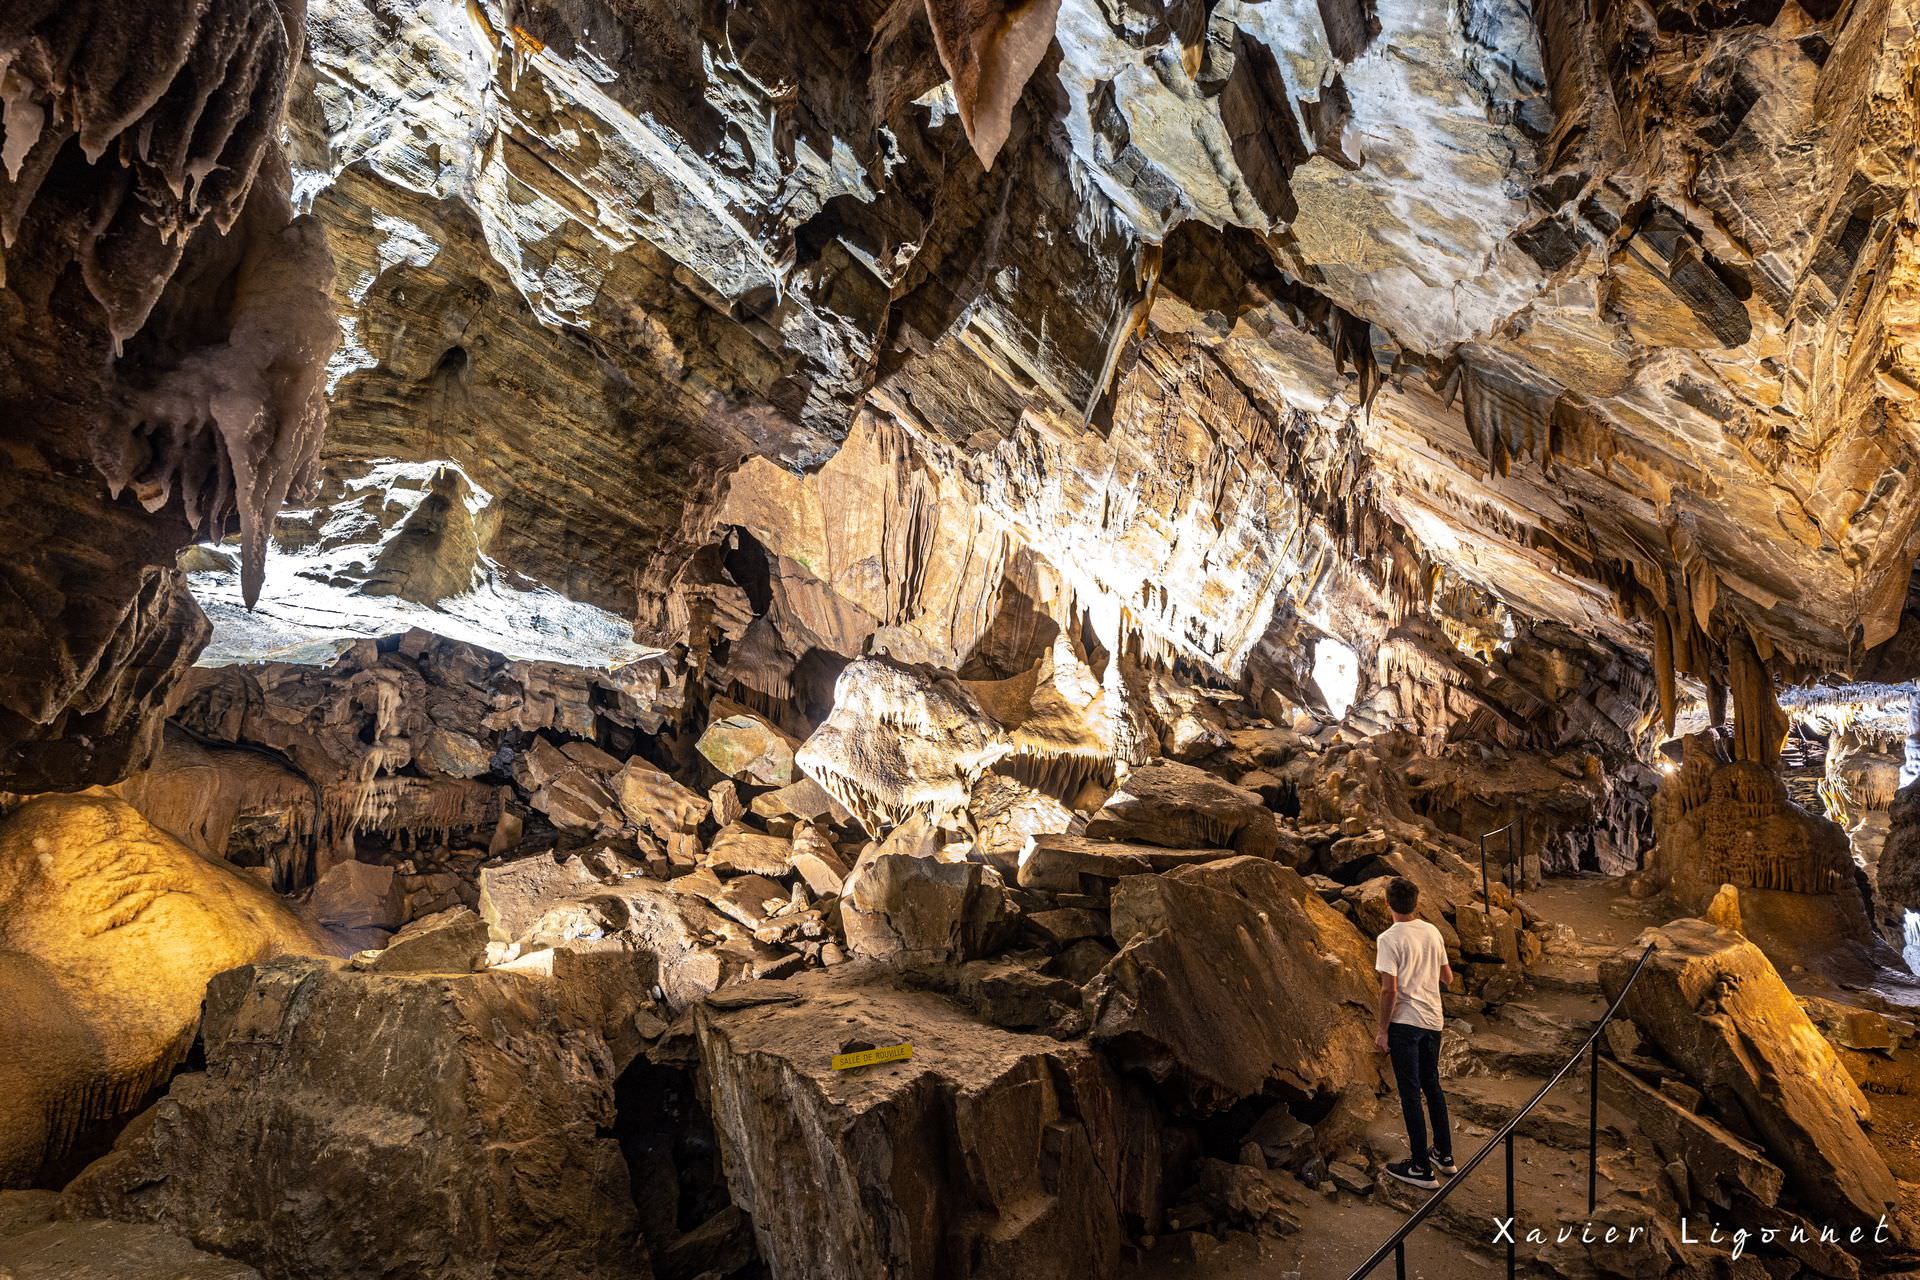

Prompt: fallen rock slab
xmin=842 ymin=843 xmax=1009 ymax=962
xmin=698 ymin=698 xmax=800 ymax=786
xmin=364 ymin=906 xmax=489 ymax=973
xmin=1602 ymin=920 xmax=1902 ymax=1238
xmin=1017 ymin=834 xmax=1233 ymax=893
xmin=1088 ymin=856 xmax=1379 ymax=1112
xmin=1598 ymin=1058 xmax=1784 ymax=1209
xmin=477 ymin=853 xmax=611 ymax=943
xmin=694 ymin=965 xmax=1157 ymax=1279
xmin=1087 ymin=760 xmax=1284 ymax=859
xmin=616 ymin=756 xmax=710 ymax=838
xmin=707 ymin=825 xmax=794 ymax=876
xmin=61 ymin=957 xmax=652 ymax=1280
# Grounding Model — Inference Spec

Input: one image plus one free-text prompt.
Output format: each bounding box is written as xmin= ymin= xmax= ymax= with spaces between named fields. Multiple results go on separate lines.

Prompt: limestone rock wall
xmin=0 ymin=1 xmax=336 ymax=790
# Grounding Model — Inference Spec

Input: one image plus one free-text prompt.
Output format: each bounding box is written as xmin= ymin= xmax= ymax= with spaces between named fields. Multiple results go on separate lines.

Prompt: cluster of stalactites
xmin=1625 ymin=553 xmax=1789 ymax=771
xmin=0 ymin=0 xmax=301 ymax=337
xmin=4 ymin=2 xmax=333 ymax=609
xmin=318 ymin=774 xmax=500 ymax=849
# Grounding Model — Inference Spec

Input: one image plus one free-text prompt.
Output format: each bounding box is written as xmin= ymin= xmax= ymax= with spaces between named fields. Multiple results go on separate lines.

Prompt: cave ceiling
xmin=6 ymin=0 xmax=1917 ymax=761
xmin=278 ymin=0 xmax=1920 ymax=686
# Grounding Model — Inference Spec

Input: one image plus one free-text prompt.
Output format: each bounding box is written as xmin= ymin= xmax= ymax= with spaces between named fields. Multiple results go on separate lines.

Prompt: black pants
xmin=1388 ymin=1023 xmax=1451 ymax=1165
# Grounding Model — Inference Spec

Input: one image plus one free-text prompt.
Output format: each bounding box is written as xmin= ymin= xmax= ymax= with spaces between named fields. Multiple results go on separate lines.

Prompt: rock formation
xmin=0 ymin=795 xmax=327 ymax=1187
xmin=1602 ymin=920 xmax=1905 ymax=1240
xmin=1647 ymin=731 xmax=1885 ymax=973
xmin=694 ymin=966 xmax=1154 ymax=1280
xmin=0 ymin=0 xmax=335 ymax=790
xmin=1087 ymin=856 xmax=1380 ymax=1115
xmin=61 ymin=956 xmax=656 ymax=1280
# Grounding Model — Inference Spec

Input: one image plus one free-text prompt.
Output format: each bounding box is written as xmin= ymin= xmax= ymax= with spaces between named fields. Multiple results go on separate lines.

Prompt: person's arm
xmin=1376 ymin=973 xmax=1396 ymax=1052
xmin=1441 ymin=962 xmax=1454 ymax=989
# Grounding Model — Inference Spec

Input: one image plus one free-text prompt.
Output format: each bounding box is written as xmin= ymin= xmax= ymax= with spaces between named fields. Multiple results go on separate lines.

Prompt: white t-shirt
xmin=1375 ymin=919 xmax=1447 ymax=1031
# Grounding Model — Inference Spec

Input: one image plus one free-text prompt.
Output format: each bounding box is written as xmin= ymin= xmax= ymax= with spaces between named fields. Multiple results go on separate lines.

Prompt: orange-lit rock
xmin=0 ymin=795 xmax=327 ymax=1187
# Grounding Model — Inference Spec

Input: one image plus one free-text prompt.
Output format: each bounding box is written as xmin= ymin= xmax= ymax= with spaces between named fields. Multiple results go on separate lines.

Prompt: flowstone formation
xmin=0 ymin=795 xmax=326 ymax=1188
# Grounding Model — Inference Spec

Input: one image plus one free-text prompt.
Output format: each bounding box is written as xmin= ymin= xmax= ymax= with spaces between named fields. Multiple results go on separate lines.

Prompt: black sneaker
xmin=1431 ymin=1149 xmax=1457 ymax=1176
xmin=1386 ymin=1160 xmax=1439 ymax=1190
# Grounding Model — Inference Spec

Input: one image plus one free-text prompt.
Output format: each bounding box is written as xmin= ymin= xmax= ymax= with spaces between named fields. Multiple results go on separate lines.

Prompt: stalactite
xmin=1728 ymin=630 xmax=1788 ymax=769
xmin=1653 ymin=604 xmax=1676 ymax=737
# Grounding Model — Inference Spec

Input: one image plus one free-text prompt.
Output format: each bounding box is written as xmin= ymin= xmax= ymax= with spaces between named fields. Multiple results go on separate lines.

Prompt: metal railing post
xmin=1588 ymin=1037 xmax=1601 ymax=1214
xmin=1479 ymin=831 xmax=1490 ymax=913
xmin=1395 ymin=1241 xmax=1405 ymax=1280
xmin=1504 ymin=1132 xmax=1516 ymax=1278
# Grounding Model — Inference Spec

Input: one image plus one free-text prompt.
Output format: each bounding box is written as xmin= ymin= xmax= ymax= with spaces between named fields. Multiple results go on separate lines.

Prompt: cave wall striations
xmin=3 ymin=0 xmax=1919 ymax=786
xmin=0 ymin=0 xmax=336 ymax=790
xmin=264 ymin=0 xmax=1919 ymax=743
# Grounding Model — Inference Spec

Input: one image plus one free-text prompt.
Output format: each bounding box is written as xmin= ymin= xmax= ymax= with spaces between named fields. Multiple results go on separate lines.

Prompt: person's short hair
xmin=1386 ymin=877 xmax=1420 ymax=915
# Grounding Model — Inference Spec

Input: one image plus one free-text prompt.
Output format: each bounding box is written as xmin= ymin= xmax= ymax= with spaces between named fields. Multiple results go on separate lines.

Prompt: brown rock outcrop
xmin=841 ymin=818 xmax=1012 ymax=962
xmin=0 ymin=1191 xmax=262 ymax=1280
xmin=62 ymin=956 xmax=654 ymax=1279
xmin=0 ymin=795 xmax=327 ymax=1187
xmin=1601 ymin=920 xmax=1903 ymax=1238
xmin=1087 ymin=856 xmax=1380 ymax=1113
xmin=694 ymin=966 xmax=1158 ymax=1280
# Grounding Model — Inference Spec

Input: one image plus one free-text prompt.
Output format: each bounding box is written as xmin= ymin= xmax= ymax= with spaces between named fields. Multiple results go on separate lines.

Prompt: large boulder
xmin=1086 ymin=856 xmax=1380 ymax=1113
xmin=62 ymin=957 xmax=653 ymax=1279
xmin=0 ymin=795 xmax=327 ymax=1187
xmin=1602 ymin=921 xmax=1903 ymax=1238
xmin=490 ymin=868 xmax=759 ymax=1011
xmin=796 ymin=657 xmax=1010 ymax=831
xmin=1016 ymin=834 xmax=1232 ymax=893
xmin=1086 ymin=760 xmax=1284 ymax=860
xmin=363 ymin=906 xmax=490 ymax=973
xmin=477 ymin=852 xmax=614 ymax=941
xmin=616 ymin=757 xmax=710 ymax=839
xmin=841 ymin=818 xmax=1010 ymax=962
xmin=694 ymin=966 xmax=1159 ymax=1280
xmin=698 ymin=697 xmax=801 ymax=787
xmin=515 ymin=737 xmax=627 ymax=834
xmin=0 ymin=1190 xmax=262 ymax=1280
xmin=306 ymin=859 xmax=405 ymax=932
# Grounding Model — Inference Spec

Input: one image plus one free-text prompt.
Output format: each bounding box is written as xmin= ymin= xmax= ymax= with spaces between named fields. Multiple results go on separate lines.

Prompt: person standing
xmin=1374 ymin=876 xmax=1455 ymax=1190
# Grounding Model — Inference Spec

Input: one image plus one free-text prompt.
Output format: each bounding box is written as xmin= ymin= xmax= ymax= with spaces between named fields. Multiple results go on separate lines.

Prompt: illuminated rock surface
xmin=0 ymin=796 xmax=327 ymax=1187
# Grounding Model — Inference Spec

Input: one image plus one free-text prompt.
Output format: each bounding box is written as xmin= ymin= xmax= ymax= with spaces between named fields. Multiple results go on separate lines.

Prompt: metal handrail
xmin=1346 ymin=940 xmax=1659 ymax=1280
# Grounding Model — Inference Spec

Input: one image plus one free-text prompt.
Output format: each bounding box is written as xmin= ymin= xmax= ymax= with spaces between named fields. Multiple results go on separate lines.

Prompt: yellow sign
xmin=831 ymin=1043 xmax=913 ymax=1071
